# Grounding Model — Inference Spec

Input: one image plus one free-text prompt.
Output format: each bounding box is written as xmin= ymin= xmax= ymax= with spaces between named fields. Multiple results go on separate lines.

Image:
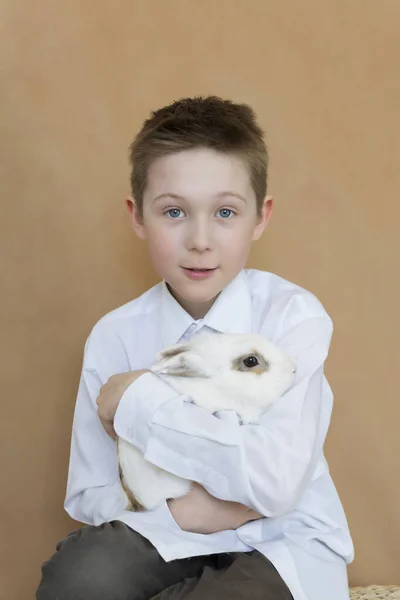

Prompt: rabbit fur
xmin=117 ymin=331 xmax=296 ymax=511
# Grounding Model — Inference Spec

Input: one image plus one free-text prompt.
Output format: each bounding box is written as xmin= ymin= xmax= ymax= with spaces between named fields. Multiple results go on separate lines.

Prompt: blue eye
xmin=217 ymin=208 xmax=234 ymax=219
xmin=166 ymin=208 xmax=184 ymax=219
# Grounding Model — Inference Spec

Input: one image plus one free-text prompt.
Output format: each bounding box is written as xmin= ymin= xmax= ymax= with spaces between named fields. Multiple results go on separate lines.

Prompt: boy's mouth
xmin=181 ymin=267 xmax=218 ymax=280
xmin=184 ymin=267 xmax=214 ymax=271
xmin=182 ymin=267 xmax=217 ymax=272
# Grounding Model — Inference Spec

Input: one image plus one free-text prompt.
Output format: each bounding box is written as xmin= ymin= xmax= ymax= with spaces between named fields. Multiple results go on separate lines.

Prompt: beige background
xmin=1 ymin=1 xmax=399 ymax=598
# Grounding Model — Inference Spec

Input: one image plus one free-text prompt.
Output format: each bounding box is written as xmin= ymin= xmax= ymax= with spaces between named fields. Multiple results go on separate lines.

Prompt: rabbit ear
xmin=155 ymin=342 xmax=188 ymax=362
xmin=152 ymin=346 xmax=211 ymax=378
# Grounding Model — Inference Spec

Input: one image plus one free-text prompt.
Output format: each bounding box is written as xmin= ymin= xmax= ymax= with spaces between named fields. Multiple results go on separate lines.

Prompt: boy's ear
xmin=126 ymin=196 xmax=146 ymax=240
xmin=252 ymin=195 xmax=274 ymax=241
xmin=151 ymin=344 xmax=211 ymax=378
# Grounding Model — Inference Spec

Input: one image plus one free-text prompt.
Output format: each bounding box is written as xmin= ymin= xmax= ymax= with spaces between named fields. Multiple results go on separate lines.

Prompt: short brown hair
xmin=129 ymin=96 xmax=268 ymax=216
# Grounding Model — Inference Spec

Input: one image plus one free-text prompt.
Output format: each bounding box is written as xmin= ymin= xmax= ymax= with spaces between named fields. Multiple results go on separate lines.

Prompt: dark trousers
xmin=36 ymin=521 xmax=294 ymax=600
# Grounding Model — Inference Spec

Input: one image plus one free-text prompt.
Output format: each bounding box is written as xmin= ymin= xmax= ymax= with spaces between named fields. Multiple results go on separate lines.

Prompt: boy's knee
xmin=36 ymin=521 xmax=144 ymax=600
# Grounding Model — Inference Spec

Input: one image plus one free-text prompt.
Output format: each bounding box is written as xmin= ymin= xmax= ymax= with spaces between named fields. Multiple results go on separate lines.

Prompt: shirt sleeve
xmin=114 ymin=302 xmax=334 ymax=518
xmin=64 ymin=339 xmax=130 ymax=525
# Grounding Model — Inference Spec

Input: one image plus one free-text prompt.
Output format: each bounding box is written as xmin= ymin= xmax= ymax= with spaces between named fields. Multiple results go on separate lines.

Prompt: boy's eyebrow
xmin=153 ymin=192 xmax=248 ymax=204
xmin=216 ymin=191 xmax=248 ymax=204
xmin=153 ymin=193 xmax=185 ymax=204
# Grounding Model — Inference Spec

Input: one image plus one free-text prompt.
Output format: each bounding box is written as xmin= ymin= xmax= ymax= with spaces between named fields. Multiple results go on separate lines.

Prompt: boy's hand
xmin=168 ymin=483 xmax=263 ymax=534
xmin=96 ymin=370 xmax=148 ymax=439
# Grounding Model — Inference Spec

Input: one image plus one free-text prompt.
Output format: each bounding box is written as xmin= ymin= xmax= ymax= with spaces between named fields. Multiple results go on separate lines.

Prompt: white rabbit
xmin=117 ymin=332 xmax=296 ymax=511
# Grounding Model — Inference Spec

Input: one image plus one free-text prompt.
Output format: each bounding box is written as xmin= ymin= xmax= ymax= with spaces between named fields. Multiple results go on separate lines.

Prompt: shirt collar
xmin=158 ymin=270 xmax=252 ymax=348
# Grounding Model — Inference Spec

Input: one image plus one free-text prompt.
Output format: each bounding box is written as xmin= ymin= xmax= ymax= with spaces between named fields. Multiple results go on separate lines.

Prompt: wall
xmin=1 ymin=1 xmax=399 ymax=597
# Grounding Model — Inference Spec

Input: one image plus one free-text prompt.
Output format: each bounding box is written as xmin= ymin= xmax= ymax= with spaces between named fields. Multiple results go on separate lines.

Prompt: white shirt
xmin=65 ymin=269 xmax=354 ymax=600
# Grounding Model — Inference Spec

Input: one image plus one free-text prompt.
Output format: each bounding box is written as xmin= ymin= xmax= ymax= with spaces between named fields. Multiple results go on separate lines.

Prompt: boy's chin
xmin=167 ymin=278 xmax=223 ymax=305
xmin=177 ymin=285 xmax=221 ymax=304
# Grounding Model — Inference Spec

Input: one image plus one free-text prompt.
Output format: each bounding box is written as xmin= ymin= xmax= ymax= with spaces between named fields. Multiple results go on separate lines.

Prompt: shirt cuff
xmin=114 ymin=371 xmax=180 ymax=451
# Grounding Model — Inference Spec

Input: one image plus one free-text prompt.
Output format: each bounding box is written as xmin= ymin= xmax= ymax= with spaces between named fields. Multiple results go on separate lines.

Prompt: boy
xmin=37 ymin=96 xmax=354 ymax=600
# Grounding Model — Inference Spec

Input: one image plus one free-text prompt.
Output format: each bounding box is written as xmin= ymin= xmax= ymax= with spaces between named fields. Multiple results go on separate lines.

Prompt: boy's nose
xmin=187 ymin=221 xmax=213 ymax=252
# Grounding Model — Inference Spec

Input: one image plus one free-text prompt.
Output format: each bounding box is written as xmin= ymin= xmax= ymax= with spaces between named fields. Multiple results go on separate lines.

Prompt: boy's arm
xmin=64 ymin=365 xmax=129 ymax=525
xmin=114 ymin=301 xmax=333 ymax=518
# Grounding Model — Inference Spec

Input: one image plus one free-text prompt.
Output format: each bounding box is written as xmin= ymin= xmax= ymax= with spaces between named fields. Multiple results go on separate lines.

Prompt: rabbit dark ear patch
xmin=158 ymin=344 xmax=188 ymax=360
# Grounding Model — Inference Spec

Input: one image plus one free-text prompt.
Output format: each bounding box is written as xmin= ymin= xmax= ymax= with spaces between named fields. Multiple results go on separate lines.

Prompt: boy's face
xmin=127 ymin=148 xmax=272 ymax=319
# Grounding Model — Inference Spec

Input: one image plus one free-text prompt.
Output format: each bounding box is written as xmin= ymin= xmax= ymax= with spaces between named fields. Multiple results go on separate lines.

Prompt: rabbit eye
xmin=243 ymin=355 xmax=259 ymax=368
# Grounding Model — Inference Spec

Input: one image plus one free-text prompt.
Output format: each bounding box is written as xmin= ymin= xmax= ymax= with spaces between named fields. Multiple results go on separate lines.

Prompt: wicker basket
xmin=350 ymin=587 xmax=400 ymax=599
